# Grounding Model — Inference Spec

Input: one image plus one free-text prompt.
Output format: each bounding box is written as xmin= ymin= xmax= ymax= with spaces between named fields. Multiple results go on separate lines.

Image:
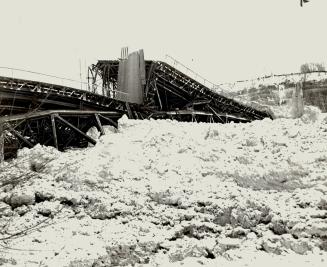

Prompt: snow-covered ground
xmin=0 ymin=108 xmax=327 ymax=266
xmin=219 ymin=72 xmax=327 ymax=119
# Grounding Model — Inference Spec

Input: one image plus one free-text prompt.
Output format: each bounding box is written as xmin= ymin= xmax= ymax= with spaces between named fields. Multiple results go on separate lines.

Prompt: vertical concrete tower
xmin=117 ymin=49 xmax=146 ymax=104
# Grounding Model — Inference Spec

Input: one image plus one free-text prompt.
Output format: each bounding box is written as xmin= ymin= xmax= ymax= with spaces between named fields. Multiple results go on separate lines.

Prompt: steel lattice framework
xmin=0 ymin=58 xmax=273 ymax=161
xmin=0 ymin=76 xmax=128 ymax=116
xmin=88 ymin=60 xmax=273 ymax=122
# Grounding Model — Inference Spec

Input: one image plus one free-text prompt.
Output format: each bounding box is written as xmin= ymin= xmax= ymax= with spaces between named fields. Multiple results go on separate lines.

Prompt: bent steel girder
xmin=0 ymin=110 xmax=121 ymax=160
xmin=90 ymin=59 xmax=272 ymax=121
xmin=0 ymin=75 xmax=128 ymax=116
xmin=0 ymin=56 xmax=274 ymax=161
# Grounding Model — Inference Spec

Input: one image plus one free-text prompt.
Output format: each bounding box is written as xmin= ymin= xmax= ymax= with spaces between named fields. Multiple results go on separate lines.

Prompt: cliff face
xmin=221 ymin=72 xmax=327 ymax=116
xmin=303 ymin=79 xmax=327 ymax=111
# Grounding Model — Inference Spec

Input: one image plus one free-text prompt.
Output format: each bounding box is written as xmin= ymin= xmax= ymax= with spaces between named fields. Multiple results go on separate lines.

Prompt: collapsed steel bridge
xmin=88 ymin=59 xmax=272 ymax=122
xmin=0 ymin=51 xmax=272 ymax=160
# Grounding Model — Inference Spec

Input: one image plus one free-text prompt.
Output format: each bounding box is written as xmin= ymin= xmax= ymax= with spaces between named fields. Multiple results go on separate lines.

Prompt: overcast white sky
xmin=1 ymin=0 xmax=327 ymax=85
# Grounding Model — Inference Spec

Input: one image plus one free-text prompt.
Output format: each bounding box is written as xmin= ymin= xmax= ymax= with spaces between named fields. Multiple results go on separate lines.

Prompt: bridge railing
xmin=0 ymin=66 xmax=90 ymax=91
xmin=0 ymin=66 xmax=129 ymax=100
xmin=164 ymin=55 xmax=225 ymax=93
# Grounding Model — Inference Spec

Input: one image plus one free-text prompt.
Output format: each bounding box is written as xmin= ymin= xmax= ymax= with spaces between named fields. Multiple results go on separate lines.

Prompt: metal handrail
xmin=0 ymin=66 xmax=128 ymax=98
xmin=164 ymin=55 xmax=224 ymax=92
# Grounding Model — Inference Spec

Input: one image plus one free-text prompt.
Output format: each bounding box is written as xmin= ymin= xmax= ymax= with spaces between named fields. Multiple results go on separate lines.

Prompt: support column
xmin=51 ymin=114 xmax=59 ymax=150
xmin=291 ymin=82 xmax=304 ymax=118
xmin=94 ymin=114 xmax=105 ymax=136
xmin=125 ymin=102 xmax=133 ymax=119
xmin=55 ymin=114 xmax=96 ymax=145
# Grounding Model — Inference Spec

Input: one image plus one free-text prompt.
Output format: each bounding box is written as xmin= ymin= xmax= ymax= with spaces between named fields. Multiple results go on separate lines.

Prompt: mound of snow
xmin=0 ymin=116 xmax=326 ymax=266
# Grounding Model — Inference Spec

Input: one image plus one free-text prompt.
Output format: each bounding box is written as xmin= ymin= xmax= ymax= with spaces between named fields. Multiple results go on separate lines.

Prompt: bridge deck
xmin=0 ymin=75 xmax=127 ymax=116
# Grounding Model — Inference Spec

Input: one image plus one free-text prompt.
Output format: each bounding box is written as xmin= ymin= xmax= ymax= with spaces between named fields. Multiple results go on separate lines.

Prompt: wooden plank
xmin=54 ymin=114 xmax=96 ymax=145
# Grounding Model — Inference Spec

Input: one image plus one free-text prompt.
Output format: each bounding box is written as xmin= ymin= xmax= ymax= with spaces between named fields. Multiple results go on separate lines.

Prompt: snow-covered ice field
xmin=0 ymin=107 xmax=327 ymax=266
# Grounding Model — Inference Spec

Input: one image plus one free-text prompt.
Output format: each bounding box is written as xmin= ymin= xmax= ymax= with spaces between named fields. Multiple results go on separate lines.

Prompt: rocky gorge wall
xmin=220 ymin=72 xmax=327 ymax=116
xmin=303 ymin=79 xmax=327 ymax=111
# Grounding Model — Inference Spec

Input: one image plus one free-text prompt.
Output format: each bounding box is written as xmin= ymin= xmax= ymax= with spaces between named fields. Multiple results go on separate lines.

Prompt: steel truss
xmin=0 ymin=76 xmax=128 ymax=116
xmin=0 ymin=110 xmax=121 ymax=160
xmin=88 ymin=60 xmax=273 ymax=123
xmin=0 ymin=57 xmax=274 ymax=161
